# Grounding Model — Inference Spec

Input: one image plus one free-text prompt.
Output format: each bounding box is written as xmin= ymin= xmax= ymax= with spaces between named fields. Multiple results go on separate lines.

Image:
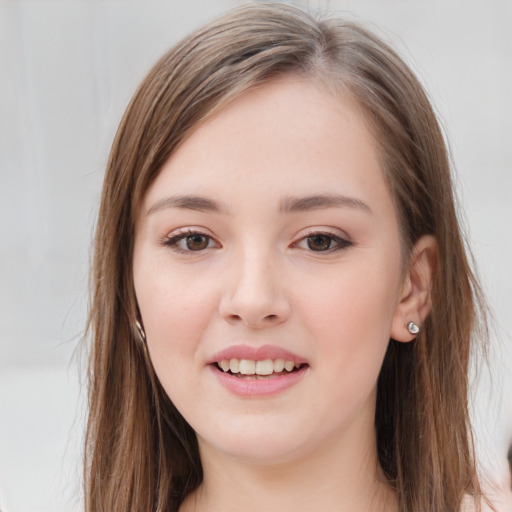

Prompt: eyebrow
xmin=146 ymin=193 xmax=373 ymax=216
xmin=147 ymin=195 xmax=227 ymax=215
xmin=279 ymin=194 xmax=373 ymax=215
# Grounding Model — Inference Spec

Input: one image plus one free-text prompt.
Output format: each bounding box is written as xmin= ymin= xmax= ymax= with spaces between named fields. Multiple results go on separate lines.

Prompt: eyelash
xmin=293 ymin=231 xmax=352 ymax=253
xmin=162 ymin=229 xmax=219 ymax=253
xmin=162 ymin=229 xmax=352 ymax=254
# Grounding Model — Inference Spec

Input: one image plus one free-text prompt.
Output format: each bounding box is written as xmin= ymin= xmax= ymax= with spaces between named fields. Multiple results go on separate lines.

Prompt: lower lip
xmin=210 ymin=365 xmax=308 ymax=397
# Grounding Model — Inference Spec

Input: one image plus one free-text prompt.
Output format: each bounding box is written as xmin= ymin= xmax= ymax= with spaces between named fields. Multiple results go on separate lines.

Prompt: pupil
xmin=186 ymin=235 xmax=208 ymax=250
xmin=307 ymin=235 xmax=331 ymax=251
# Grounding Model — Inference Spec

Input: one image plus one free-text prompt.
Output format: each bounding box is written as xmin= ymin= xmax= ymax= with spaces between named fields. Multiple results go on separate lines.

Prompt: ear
xmin=391 ymin=235 xmax=437 ymax=342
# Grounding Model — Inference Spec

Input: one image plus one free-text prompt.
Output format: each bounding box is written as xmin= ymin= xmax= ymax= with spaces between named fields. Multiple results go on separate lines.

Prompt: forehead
xmin=143 ymin=77 xmax=388 ymax=212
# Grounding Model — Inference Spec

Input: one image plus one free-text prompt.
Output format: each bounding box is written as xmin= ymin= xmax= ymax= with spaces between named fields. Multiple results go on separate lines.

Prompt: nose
xmin=219 ymin=248 xmax=291 ymax=329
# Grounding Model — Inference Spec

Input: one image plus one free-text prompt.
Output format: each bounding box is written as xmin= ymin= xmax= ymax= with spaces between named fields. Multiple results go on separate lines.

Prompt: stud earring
xmin=407 ymin=321 xmax=420 ymax=335
xmin=135 ymin=319 xmax=146 ymax=343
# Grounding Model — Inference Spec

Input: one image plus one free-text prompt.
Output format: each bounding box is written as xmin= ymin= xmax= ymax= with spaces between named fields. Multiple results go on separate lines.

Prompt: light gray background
xmin=1 ymin=1 xmax=511 ymax=511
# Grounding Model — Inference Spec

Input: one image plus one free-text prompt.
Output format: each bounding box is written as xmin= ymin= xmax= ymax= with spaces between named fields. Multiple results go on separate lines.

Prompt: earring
xmin=407 ymin=321 xmax=420 ymax=335
xmin=135 ymin=319 xmax=146 ymax=342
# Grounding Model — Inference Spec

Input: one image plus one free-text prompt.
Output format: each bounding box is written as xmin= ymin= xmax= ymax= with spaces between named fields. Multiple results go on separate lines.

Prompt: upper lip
xmin=208 ymin=344 xmax=308 ymax=365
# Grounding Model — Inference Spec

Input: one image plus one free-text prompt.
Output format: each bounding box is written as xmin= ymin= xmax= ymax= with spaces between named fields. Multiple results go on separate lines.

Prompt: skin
xmin=133 ymin=77 xmax=436 ymax=512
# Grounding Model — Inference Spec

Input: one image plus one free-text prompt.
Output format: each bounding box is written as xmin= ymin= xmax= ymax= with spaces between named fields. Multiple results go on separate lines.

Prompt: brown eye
xmin=306 ymin=234 xmax=334 ymax=251
xmin=294 ymin=232 xmax=352 ymax=253
xmin=186 ymin=234 xmax=210 ymax=251
xmin=164 ymin=231 xmax=218 ymax=252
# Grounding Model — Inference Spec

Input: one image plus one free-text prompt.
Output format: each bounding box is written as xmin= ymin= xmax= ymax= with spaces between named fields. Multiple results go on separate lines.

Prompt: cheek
xmin=298 ymin=256 xmax=401 ymax=372
xmin=135 ymin=273 xmax=220 ymax=411
xmin=296 ymin=272 xmax=398 ymax=425
xmin=134 ymin=261 xmax=220 ymax=371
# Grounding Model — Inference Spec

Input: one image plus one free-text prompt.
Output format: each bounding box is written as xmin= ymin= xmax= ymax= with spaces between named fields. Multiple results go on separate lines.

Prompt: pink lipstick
xmin=208 ymin=344 xmax=309 ymax=397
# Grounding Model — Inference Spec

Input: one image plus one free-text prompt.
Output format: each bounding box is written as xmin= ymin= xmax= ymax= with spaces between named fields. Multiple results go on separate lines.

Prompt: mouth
xmin=208 ymin=345 xmax=309 ymax=396
xmin=214 ymin=358 xmax=307 ymax=380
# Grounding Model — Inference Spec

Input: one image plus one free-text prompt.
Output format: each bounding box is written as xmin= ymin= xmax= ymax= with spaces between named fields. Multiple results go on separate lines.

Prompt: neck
xmin=180 ymin=411 xmax=397 ymax=512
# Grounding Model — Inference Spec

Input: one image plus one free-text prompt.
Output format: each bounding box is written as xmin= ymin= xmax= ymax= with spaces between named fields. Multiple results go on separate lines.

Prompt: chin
xmin=212 ymin=439 xmax=306 ymax=466
xmin=195 ymin=416 xmax=319 ymax=466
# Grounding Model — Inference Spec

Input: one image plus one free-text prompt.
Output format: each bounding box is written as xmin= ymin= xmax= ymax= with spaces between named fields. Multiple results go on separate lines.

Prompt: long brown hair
xmin=84 ymin=3 xmax=487 ymax=511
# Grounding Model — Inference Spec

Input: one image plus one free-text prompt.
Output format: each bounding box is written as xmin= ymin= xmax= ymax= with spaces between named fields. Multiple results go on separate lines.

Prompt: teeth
xmin=255 ymin=359 xmax=273 ymax=375
xmin=218 ymin=358 xmax=301 ymax=375
xmin=239 ymin=359 xmax=256 ymax=375
xmin=219 ymin=360 xmax=230 ymax=372
xmin=284 ymin=360 xmax=294 ymax=372
xmin=229 ymin=358 xmax=239 ymax=373
xmin=274 ymin=358 xmax=285 ymax=372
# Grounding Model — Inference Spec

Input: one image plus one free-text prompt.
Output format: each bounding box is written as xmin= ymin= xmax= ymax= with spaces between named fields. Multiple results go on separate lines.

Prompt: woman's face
xmin=133 ymin=77 xmax=407 ymax=464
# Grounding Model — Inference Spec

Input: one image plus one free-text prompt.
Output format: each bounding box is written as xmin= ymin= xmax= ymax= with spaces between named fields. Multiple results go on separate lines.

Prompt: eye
xmin=163 ymin=230 xmax=219 ymax=252
xmin=294 ymin=232 xmax=352 ymax=252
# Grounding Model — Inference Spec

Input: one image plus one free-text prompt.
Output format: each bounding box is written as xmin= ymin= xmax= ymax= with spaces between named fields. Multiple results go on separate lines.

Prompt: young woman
xmin=84 ymin=3 xmax=489 ymax=511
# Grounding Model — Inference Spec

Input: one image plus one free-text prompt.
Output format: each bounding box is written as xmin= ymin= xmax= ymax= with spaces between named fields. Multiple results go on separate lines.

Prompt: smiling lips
xmin=217 ymin=358 xmax=303 ymax=379
xmin=210 ymin=345 xmax=308 ymax=395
